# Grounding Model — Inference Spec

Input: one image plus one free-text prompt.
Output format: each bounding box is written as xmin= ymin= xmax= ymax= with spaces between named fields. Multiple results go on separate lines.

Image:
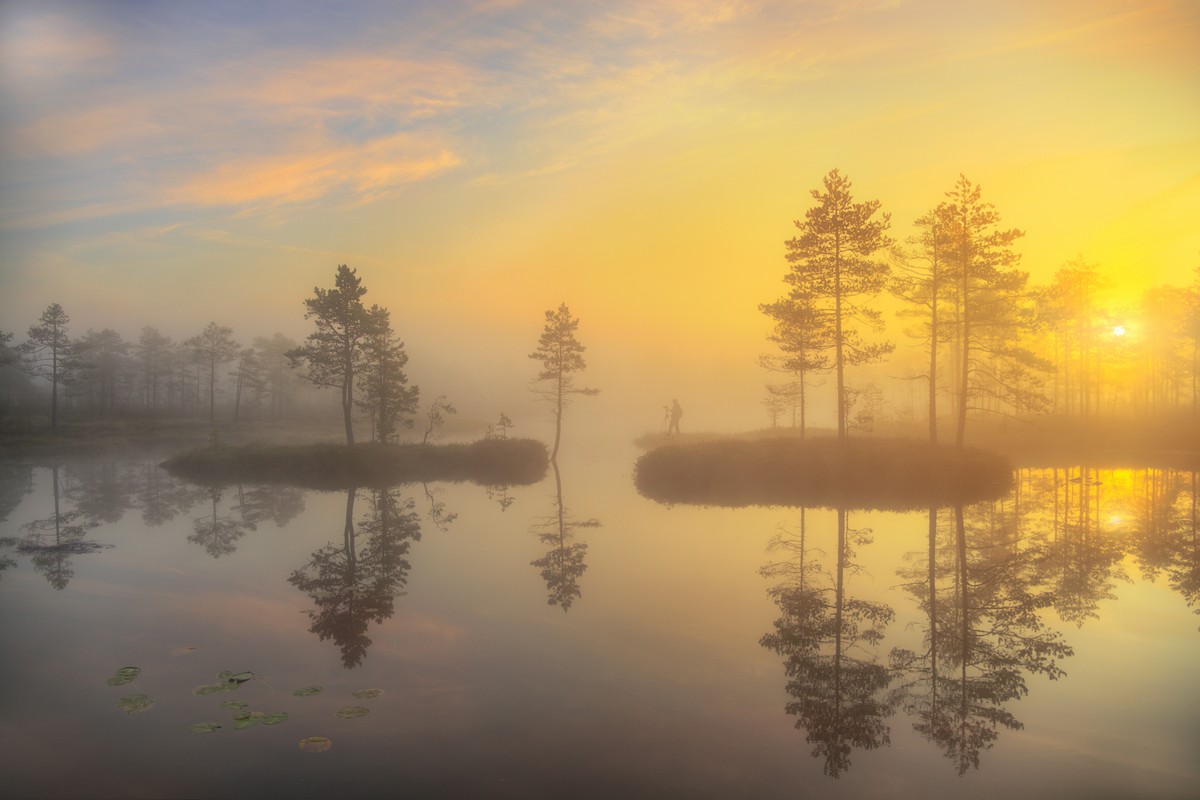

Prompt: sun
xmin=1112 ymin=326 xmax=1126 ymax=337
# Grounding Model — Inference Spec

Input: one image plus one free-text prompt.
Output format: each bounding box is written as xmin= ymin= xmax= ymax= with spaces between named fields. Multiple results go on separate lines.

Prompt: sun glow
xmin=1112 ymin=326 xmax=1126 ymax=337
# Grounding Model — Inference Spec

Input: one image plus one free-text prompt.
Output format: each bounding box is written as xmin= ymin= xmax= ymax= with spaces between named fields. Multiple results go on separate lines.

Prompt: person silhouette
xmin=668 ymin=399 xmax=682 ymax=435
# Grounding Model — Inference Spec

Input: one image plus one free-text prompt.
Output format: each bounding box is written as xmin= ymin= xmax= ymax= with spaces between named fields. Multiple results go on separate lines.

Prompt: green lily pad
xmin=293 ymin=686 xmax=323 ymax=697
xmin=262 ymin=712 xmax=289 ymax=726
xmin=117 ymin=694 xmax=154 ymax=714
xmin=336 ymin=706 xmax=370 ymax=720
xmin=233 ymin=715 xmax=262 ymax=731
xmin=193 ymin=683 xmax=237 ymax=696
xmin=351 ymin=689 xmax=383 ymax=700
xmin=106 ymin=666 xmax=141 ymax=686
xmin=189 ymin=722 xmax=222 ymax=734
xmin=217 ymin=671 xmax=254 ymax=684
xmin=299 ymin=736 xmax=332 ymax=753
xmin=220 ymin=700 xmax=250 ymax=711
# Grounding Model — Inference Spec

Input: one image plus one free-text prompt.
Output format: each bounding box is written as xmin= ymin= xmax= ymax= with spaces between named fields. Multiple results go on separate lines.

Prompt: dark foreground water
xmin=1 ymin=444 xmax=1197 ymax=799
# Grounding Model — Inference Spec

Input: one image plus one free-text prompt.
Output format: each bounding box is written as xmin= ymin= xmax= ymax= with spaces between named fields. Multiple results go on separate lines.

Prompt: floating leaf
xmin=351 ymin=689 xmax=383 ymax=700
xmin=336 ymin=706 xmax=369 ymax=720
xmin=220 ymin=700 xmax=250 ymax=712
xmin=193 ymin=683 xmax=237 ymax=696
xmin=233 ymin=716 xmax=261 ymax=731
xmin=217 ymin=671 xmax=254 ymax=684
xmin=293 ymin=686 xmax=322 ymax=698
xmin=106 ymin=666 xmax=141 ymax=687
xmin=117 ymin=694 xmax=154 ymax=715
xmin=299 ymin=736 xmax=332 ymax=753
xmin=169 ymin=646 xmax=197 ymax=656
xmin=262 ymin=713 xmax=289 ymax=726
xmin=189 ymin=722 xmax=222 ymax=734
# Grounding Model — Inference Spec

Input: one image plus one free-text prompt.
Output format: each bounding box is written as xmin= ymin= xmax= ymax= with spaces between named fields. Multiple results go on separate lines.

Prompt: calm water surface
xmin=1 ymin=444 xmax=1197 ymax=799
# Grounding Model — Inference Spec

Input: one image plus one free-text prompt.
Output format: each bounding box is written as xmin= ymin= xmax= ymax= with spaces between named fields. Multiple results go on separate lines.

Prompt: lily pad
xmin=233 ymin=714 xmax=262 ymax=731
xmin=299 ymin=736 xmax=332 ymax=753
xmin=193 ymin=683 xmax=237 ymax=696
xmin=220 ymin=700 xmax=250 ymax=711
xmin=117 ymin=694 xmax=154 ymax=714
xmin=262 ymin=712 xmax=289 ymax=726
xmin=293 ymin=686 xmax=323 ymax=697
xmin=351 ymin=689 xmax=383 ymax=700
xmin=189 ymin=722 xmax=222 ymax=734
xmin=217 ymin=671 xmax=254 ymax=684
xmin=106 ymin=666 xmax=141 ymax=686
xmin=336 ymin=706 xmax=370 ymax=720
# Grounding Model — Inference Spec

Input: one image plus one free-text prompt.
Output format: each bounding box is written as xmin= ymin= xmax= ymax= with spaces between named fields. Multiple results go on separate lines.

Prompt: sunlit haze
xmin=2 ymin=0 xmax=1197 ymax=435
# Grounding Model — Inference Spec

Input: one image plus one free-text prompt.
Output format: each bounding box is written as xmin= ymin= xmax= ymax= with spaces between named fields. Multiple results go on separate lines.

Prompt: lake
xmin=1 ymin=441 xmax=1197 ymax=799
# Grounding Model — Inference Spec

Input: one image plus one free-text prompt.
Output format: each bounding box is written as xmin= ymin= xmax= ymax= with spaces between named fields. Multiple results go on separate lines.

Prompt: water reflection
xmin=0 ymin=464 xmax=33 ymax=580
xmin=760 ymin=508 xmax=895 ymax=777
xmin=17 ymin=465 xmax=109 ymax=589
xmin=530 ymin=460 xmax=597 ymax=612
xmin=890 ymin=502 xmax=1073 ymax=774
xmin=1130 ymin=469 xmax=1200 ymax=630
xmin=756 ymin=466 xmax=1200 ymax=778
xmin=289 ymin=486 xmax=422 ymax=668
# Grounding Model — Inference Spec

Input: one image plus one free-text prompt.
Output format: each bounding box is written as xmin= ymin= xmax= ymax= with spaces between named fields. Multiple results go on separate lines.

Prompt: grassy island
xmin=162 ymin=438 xmax=549 ymax=489
xmin=634 ymin=436 xmax=1012 ymax=510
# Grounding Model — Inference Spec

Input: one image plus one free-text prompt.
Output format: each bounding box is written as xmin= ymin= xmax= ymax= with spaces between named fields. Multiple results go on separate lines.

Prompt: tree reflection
xmin=135 ymin=463 xmax=207 ymax=527
xmin=188 ymin=486 xmax=251 ymax=558
xmin=17 ymin=465 xmax=108 ymax=589
xmin=530 ymin=460 xmax=595 ymax=612
xmin=1025 ymin=467 xmax=1129 ymax=626
xmin=0 ymin=464 xmax=33 ymax=580
xmin=1133 ymin=469 xmax=1200 ymax=629
xmin=234 ymin=483 xmax=305 ymax=528
xmin=760 ymin=508 xmax=894 ymax=777
xmin=289 ymin=486 xmax=422 ymax=668
xmin=891 ymin=501 xmax=1073 ymax=774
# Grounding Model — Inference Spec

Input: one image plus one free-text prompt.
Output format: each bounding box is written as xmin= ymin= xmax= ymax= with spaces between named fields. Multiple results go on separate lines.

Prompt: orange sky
xmin=1 ymin=0 xmax=1197 ymax=431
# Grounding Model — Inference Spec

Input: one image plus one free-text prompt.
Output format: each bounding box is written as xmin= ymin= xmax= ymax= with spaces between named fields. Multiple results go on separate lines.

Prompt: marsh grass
xmin=162 ymin=438 xmax=549 ymax=489
xmin=634 ymin=436 xmax=1012 ymax=510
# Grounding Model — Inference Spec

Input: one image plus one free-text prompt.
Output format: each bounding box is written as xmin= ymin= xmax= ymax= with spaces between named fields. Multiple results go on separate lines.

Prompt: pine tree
xmin=20 ymin=303 xmax=77 ymax=428
xmin=357 ymin=306 xmax=419 ymax=443
xmin=289 ymin=265 xmax=378 ymax=445
xmin=781 ymin=169 xmax=893 ymax=441
xmin=185 ymin=322 xmax=239 ymax=423
xmin=529 ymin=303 xmax=598 ymax=461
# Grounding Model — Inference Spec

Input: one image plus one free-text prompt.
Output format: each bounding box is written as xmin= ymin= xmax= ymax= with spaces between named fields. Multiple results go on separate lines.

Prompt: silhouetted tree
xmin=185 ymin=322 xmax=239 ymax=423
xmin=942 ymin=176 xmax=1046 ymax=445
xmin=358 ymin=306 xmax=419 ymax=443
xmin=759 ymin=288 xmax=831 ymax=436
xmin=891 ymin=203 xmax=955 ymax=443
xmin=135 ymin=327 xmax=173 ymax=412
xmin=289 ymin=265 xmax=378 ymax=445
xmin=230 ymin=347 xmax=267 ymax=424
xmin=421 ymin=395 xmax=455 ymax=445
xmin=485 ymin=412 xmax=514 ymax=440
xmin=75 ymin=329 xmax=131 ymax=416
xmin=20 ymin=303 xmax=76 ymax=428
xmin=1036 ymin=259 xmax=1110 ymax=417
xmin=529 ymin=303 xmax=598 ymax=460
xmin=254 ymin=333 xmax=300 ymax=418
xmin=779 ymin=169 xmax=893 ymax=442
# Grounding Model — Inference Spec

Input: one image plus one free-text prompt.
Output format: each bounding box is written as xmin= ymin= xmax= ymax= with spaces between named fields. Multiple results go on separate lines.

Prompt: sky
xmin=1 ymin=0 xmax=1198 ymax=434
